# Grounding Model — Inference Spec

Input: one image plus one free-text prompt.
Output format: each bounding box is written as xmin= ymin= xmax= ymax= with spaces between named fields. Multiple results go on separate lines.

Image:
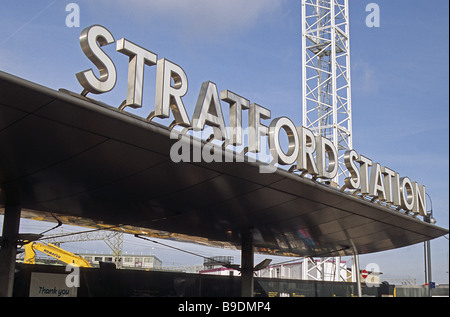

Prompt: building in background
xmin=81 ymin=253 xmax=162 ymax=270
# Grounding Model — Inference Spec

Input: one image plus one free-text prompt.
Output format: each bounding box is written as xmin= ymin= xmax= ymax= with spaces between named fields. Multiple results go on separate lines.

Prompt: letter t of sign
xmin=117 ymin=38 xmax=158 ymax=109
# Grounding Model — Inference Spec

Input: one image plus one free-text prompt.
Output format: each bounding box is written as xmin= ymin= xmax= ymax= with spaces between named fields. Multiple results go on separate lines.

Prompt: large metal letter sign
xmin=296 ymin=127 xmax=318 ymax=176
xmin=154 ymin=59 xmax=191 ymax=127
xmin=315 ymin=136 xmax=338 ymax=180
xmin=76 ymin=25 xmax=117 ymax=94
xmin=74 ymin=24 xmax=431 ymax=222
xmin=268 ymin=117 xmax=299 ymax=165
xmin=192 ymin=81 xmax=228 ymax=141
xmin=248 ymin=103 xmax=271 ymax=153
xmin=220 ymin=90 xmax=250 ymax=146
xmin=116 ymin=38 xmax=157 ymax=109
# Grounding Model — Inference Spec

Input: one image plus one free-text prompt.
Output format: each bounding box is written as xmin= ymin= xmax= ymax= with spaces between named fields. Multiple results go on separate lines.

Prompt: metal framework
xmin=302 ymin=257 xmax=347 ymax=282
xmin=302 ymin=0 xmax=352 ymax=184
xmin=43 ymin=231 xmax=124 ymax=269
xmin=301 ymin=1 xmax=355 ymax=290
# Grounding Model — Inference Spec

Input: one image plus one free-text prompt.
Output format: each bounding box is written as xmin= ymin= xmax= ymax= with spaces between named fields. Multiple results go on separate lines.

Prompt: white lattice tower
xmin=44 ymin=230 xmax=124 ymax=269
xmin=301 ymin=0 xmax=352 ymax=184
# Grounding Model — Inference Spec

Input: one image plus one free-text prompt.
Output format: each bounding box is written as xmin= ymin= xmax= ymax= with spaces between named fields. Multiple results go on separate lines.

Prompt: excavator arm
xmin=24 ymin=242 xmax=91 ymax=268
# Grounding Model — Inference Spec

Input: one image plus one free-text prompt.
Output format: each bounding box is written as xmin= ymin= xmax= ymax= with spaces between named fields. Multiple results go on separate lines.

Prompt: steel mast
xmin=301 ymin=0 xmax=359 ymax=293
xmin=301 ymin=0 xmax=352 ymax=185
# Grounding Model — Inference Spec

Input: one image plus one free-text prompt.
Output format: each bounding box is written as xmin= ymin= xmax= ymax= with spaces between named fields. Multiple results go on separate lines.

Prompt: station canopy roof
xmin=1 ymin=71 xmax=448 ymax=257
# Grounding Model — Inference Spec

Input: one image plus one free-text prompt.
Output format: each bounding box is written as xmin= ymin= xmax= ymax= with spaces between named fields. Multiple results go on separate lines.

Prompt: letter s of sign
xmin=343 ymin=149 xmax=360 ymax=190
xmin=76 ymin=25 xmax=117 ymax=95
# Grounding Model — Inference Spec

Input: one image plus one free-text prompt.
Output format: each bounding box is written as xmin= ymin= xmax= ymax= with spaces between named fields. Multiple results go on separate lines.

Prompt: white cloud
xmin=352 ymin=60 xmax=379 ymax=94
xmin=101 ymin=0 xmax=283 ymax=38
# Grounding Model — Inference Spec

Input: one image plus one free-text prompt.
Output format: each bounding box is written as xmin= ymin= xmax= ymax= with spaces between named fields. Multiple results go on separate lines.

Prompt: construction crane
xmin=23 ymin=242 xmax=92 ymax=268
xmin=302 ymin=0 xmax=352 ymax=185
xmin=301 ymin=0 xmax=361 ymax=293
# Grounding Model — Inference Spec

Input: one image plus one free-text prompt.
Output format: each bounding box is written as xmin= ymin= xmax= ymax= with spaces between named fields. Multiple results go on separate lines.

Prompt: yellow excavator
xmin=23 ymin=242 xmax=92 ymax=268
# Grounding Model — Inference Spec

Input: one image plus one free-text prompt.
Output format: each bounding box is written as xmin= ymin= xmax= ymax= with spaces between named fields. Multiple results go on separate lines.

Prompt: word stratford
xmin=75 ymin=24 xmax=428 ymax=219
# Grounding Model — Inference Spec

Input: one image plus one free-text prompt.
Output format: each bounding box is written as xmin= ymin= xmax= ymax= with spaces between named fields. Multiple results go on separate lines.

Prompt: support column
xmin=426 ymin=240 xmax=432 ymax=297
xmin=0 ymin=206 xmax=21 ymax=297
xmin=353 ymin=253 xmax=362 ymax=297
xmin=241 ymin=227 xmax=254 ymax=297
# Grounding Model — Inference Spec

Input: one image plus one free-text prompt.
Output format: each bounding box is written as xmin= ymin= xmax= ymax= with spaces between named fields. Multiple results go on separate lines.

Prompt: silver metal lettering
xmin=116 ymin=38 xmax=157 ymax=109
xmin=412 ymin=182 xmax=427 ymax=216
xmin=400 ymin=177 xmax=414 ymax=211
xmin=344 ymin=150 xmax=360 ymax=190
xmin=268 ymin=117 xmax=299 ymax=165
xmin=296 ymin=126 xmax=318 ymax=176
xmin=381 ymin=166 xmax=396 ymax=204
xmin=315 ymin=136 xmax=338 ymax=179
xmin=76 ymin=25 xmax=117 ymax=94
xmin=73 ymin=25 xmax=432 ymax=223
xmin=369 ymin=163 xmax=386 ymax=201
xmin=220 ymin=90 xmax=249 ymax=146
xmin=248 ymin=103 xmax=271 ymax=153
xmin=192 ymin=81 xmax=228 ymax=141
xmin=357 ymin=155 xmax=372 ymax=195
xmin=392 ymin=172 xmax=402 ymax=206
xmin=155 ymin=58 xmax=191 ymax=127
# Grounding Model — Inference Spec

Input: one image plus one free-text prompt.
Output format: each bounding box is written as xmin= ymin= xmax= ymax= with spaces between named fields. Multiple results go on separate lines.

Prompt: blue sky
xmin=1 ymin=0 xmax=448 ymax=284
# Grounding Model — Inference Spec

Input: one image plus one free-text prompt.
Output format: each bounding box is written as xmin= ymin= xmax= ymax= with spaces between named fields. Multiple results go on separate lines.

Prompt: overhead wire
xmin=37 ymin=213 xmax=62 ymax=236
xmin=134 ymin=235 xmax=236 ymax=268
xmin=33 ymin=218 xmax=233 ymax=267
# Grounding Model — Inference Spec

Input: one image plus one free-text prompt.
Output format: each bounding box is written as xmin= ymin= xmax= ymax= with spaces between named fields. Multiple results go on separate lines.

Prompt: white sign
xmin=29 ymin=272 xmax=77 ymax=297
